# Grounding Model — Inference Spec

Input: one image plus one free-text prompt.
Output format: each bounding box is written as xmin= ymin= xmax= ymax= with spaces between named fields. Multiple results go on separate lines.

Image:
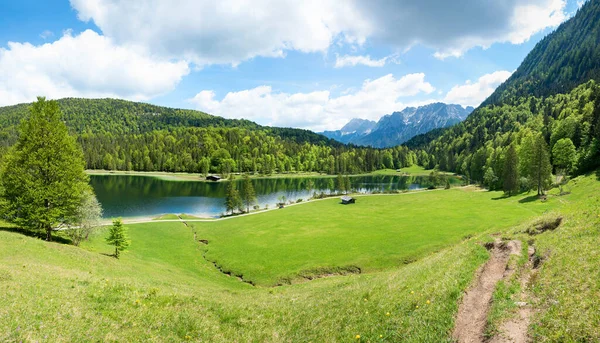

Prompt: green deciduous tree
xmin=503 ymin=144 xmax=519 ymax=196
xmin=552 ymin=138 xmax=577 ymax=175
xmin=483 ymin=167 xmax=498 ymax=190
xmin=0 ymin=97 xmax=91 ymax=241
xmin=241 ymin=175 xmax=257 ymax=213
xmin=552 ymin=138 xmax=577 ymax=194
xmin=105 ymin=218 xmax=130 ymax=259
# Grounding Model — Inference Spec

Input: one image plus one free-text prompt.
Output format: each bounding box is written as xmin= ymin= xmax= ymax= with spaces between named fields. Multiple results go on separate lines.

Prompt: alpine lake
xmin=90 ymin=173 xmax=463 ymax=219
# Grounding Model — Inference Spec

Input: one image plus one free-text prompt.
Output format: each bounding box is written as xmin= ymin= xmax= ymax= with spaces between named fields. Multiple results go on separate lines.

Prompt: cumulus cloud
xmin=70 ymin=0 xmax=567 ymax=64
xmin=189 ymin=73 xmax=435 ymax=131
xmin=334 ymin=54 xmax=395 ymax=68
xmin=70 ymin=0 xmax=371 ymax=66
xmin=0 ymin=30 xmax=190 ymax=106
xmin=444 ymin=70 xmax=513 ymax=107
xmin=356 ymin=0 xmax=567 ymax=60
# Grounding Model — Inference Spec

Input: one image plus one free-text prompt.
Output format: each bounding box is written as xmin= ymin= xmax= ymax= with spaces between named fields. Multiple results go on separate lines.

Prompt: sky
xmin=0 ymin=0 xmax=587 ymax=131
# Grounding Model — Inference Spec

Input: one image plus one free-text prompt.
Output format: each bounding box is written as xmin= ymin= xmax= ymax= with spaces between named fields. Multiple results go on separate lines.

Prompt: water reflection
xmin=90 ymin=174 xmax=461 ymax=218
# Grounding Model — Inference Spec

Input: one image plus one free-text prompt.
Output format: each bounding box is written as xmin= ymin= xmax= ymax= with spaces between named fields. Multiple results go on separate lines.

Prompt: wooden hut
xmin=206 ymin=175 xmax=222 ymax=182
xmin=341 ymin=196 xmax=356 ymax=205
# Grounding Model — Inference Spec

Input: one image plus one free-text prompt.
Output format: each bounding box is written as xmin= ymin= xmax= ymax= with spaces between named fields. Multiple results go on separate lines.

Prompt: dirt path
xmin=488 ymin=245 xmax=536 ymax=343
xmin=453 ymin=240 xmax=522 ymax=343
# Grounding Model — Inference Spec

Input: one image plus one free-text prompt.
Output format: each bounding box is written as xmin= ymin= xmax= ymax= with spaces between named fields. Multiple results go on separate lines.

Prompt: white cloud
xmin=189 ymin=73 xmax=435 ymax=131
xmin=39 ymin=30 xmax=54 ymax=40
xmin=70 ymin=0 xmax=371 ymax=66
xmin=444 ymin=70 xmax=513 ymax=107
xmin=0 ymin=30 xmax=190 ymax=106
xmin=70 ymin=0 xmax=568 ymax=65
xmin=334 ymin=54 xmax=394 ymax=68
xmin=359 ymin=0 xmax=568 ymax=60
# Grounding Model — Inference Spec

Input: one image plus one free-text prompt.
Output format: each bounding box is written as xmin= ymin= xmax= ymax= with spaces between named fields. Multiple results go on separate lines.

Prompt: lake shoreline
xmin=86 ymin=166 xmax=446 ymax=182
xmin=90 ymin=168 xmax=462 ymax=219
xmin=100 ymin=186 xmax=476 ymax=224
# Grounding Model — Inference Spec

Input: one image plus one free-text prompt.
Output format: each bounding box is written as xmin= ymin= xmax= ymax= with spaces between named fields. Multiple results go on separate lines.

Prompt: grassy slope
xmin=480 ymin=173 xmax=600 ymax=341
xmin=528 ymin=174 xmax=600 ymax=341
xmin=195 ymin=188 xmax=557 ymax=286
xmin=1 ymin=175 xmax=599 ymax=341
xmin=0 ymin=219 xmax=490 ymax=342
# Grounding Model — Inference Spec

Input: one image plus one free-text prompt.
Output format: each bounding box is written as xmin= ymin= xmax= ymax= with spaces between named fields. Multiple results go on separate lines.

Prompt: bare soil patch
xmin=488 ymin=246 xmax=537 ymax=343
xmin=453 ymin=240 xmax=521 ymax=343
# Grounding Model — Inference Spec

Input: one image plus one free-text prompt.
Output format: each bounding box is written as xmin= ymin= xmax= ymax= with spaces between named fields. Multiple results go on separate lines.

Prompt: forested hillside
xmin=419 ymin=82 xmax=600 ymax=182
xmin=0 ymin=98 xmax=416 ymax=174
xmin=412 ymin=1 xmax=600 ymax=191
xmin=483 ymin=0 xmax=600 ymax=106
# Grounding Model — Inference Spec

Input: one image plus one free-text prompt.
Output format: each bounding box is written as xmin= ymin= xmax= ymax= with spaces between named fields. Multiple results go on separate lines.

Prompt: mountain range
xmin=321 ymin=103 xmax=473 ymax=148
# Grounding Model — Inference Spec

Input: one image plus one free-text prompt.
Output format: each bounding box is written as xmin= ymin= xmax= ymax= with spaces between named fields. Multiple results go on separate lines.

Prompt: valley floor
xmin=1 ymin=173 xmax=599 ymax=341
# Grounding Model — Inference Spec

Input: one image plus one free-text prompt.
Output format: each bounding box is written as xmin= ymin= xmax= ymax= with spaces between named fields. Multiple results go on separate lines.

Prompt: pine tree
xmin=0 ymin=97 xmax=91 ymax=241
xmin=335 ymin=174 xmax=345 ymax=194
xmin=503 ymin=144 xmax=519 ymax=196
xmin=529 ymin=134 xmax=553 ymax=195
xmin=105 ymin=218 xmax=130 ymax=259
xmin=343 ymin=175 xmax=351 ymax=194
xmin=241 ymin=175 xmax=256 ymax=213
xmin=224 ymin=178 xmax=241 ymax=215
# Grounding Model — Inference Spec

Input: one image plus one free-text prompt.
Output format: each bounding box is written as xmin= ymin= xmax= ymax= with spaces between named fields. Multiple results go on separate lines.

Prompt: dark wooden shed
xmin=341 ymin=196 xmax=356 ymax=204
xmin=206 ymin=175 xmax=222 ymax=182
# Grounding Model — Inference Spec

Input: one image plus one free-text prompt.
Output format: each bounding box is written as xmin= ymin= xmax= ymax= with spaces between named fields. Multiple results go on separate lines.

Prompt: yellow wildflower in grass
xmin=356 ymin=334 xmax=361 ymax=339
xmin=426 ymin=300 xmax=431 ymax=304
xmin=380 ymin=334 xmax=383 ymax=338
xmin=410 ymin=291 xmax=414 ymax=294
xmin=386 ymin=312 xmax=390 ymax=316
xmin=416 ymin=305 xmax=419 ymax=309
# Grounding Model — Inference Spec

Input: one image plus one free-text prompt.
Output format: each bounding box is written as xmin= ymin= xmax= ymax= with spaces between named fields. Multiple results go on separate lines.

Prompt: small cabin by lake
xmin=206 ymin=175 xmax=222 ymax=182
xmin=341 ymin=196 xmax=356 ymax=205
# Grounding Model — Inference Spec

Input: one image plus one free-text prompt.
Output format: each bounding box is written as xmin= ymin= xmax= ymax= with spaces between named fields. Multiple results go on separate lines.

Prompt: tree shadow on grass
xmin=491 ymin=194 xmax=510 ymax=200
xmin=492 ymin=191 xmax=525 ymax=200
xmin=518 ymin=195 xmax=541 ymax=203
xmin=0 ymin=226 xmax=72 ymax=244
xmin=596 ymin=169 xmax=600 ymax=181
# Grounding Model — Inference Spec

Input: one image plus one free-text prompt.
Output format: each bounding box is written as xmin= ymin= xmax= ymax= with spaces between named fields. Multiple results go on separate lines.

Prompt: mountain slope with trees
xmin=411 ymin=1 xmax=600 ymax=193
xmin=0 ymin=98 xmax=416 ymax=175
xmin=483 ymin=0 xmax=600 ymax=106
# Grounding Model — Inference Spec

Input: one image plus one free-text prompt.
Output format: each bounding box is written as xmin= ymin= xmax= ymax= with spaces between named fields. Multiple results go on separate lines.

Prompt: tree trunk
xmin=46 ymin=226 xmax=52 ymax=241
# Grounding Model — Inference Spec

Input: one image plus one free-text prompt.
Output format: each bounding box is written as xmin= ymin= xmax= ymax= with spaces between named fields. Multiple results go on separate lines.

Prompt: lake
xmin=90 ymin=174 xmax=461 ymax=218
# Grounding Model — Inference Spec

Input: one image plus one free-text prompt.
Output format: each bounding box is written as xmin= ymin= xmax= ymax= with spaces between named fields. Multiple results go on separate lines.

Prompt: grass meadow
xmin=196 ymin=188 xmax=557 ymax=286
xmin=1 ymin=174 xmax=598 ymax=341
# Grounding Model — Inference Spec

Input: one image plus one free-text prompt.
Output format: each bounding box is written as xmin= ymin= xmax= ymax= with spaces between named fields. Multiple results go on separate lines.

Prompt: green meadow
xmin=196 ymin=188 xmax=556 ymax=286
xmin=1 ymin=175 xmax=599 ymax=342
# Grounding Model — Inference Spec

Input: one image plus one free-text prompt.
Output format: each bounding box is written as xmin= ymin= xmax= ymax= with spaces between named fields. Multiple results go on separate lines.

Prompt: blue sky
xmin=0 ymin=0 xmax=586 ymax=131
